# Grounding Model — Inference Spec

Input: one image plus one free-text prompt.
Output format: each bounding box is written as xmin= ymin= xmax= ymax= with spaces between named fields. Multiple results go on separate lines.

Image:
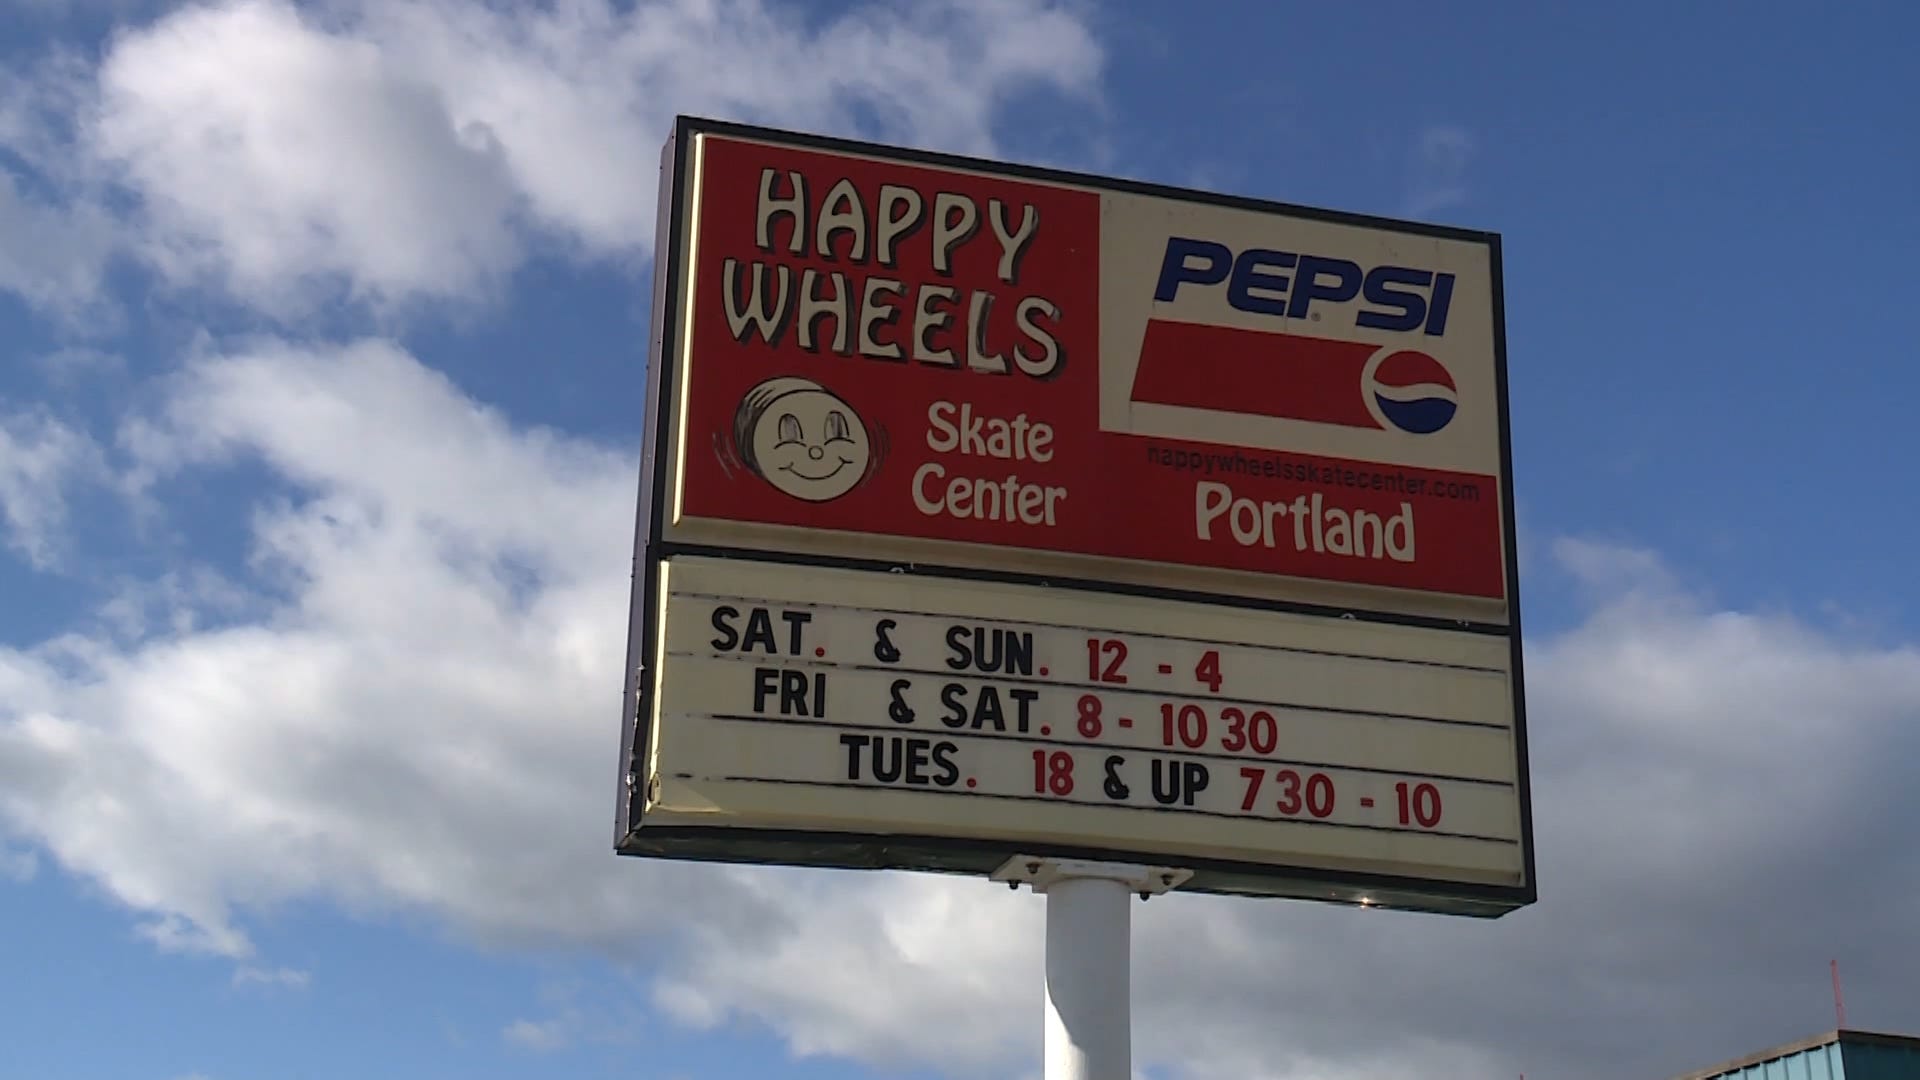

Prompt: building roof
xmin=1668 ymin=1027 xmax=1920 ymax=1079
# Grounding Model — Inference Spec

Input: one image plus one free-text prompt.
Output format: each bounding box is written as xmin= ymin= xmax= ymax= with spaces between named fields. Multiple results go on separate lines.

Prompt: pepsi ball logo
xmin=1364 ymin=349 xmax=1457 ymax=434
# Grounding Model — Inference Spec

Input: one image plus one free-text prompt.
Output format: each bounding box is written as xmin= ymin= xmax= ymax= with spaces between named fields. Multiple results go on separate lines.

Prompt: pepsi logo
xmin=1363 ymin=349 xmax=1457 ymax=435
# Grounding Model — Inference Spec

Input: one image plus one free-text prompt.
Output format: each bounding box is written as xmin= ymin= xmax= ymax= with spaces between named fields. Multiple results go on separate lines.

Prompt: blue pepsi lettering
xmin=1227 ymin=249 xmax=1294 ymax=316
xmin=1423 ymin=272 xmax=1455 ymax=336
xmin=1287 ymin=256 xmax=1362 ymax=319
xmin=1153 ymin=236 xmax=1456 ymax=336
xmin=1357 ymin=266 xmax=1432 ymax=333
xmin=1153 ymin=237 xmax=1232 ymax=301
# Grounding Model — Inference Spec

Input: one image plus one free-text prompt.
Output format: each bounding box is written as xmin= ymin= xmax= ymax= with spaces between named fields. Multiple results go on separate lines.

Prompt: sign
xmin=617 ymin=116 xmax=1534 ymax=916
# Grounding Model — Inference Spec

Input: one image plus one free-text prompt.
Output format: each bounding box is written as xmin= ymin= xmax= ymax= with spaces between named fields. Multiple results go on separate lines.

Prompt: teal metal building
xmin=1670 ymin=1028 xmax=1920 ymax=1079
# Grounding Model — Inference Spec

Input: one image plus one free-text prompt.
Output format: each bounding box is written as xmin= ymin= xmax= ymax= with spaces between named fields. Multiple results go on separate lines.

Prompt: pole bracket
xmin=990 ymin=855 xmax=1193 ymax=898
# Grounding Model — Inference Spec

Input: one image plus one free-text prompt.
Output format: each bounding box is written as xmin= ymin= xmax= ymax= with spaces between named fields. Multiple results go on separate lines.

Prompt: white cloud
xmin=1553 ymin=534 xmax=1682 ymax=597
xmin=502 ymin=1017 xmax=570 ymax=1052
xmin=347 ymin=0 xmax=1101 ymax=256
xmin=651 ymin=867 xmax=1042 ymax=1073
xmin=8 ymin=0 xmax=167 ymax=16
xmin=0 ymin=0 xmax=1104 ymax=318
xmin=0 ymin=404 xmax=108 ymax=570
xmin=95 ymin=566 xmax=261 ymax=642
xmin=88 ymin=0 xmax=526 ymax=314
xmin=0 ymin=336 xmax=697 ymax=962
xmin=0 ymin=169 xmax=121 ymax=318
xmin=1404 ymin=123 xmax=1473 ymax=218
xmin=233 ymin=964 xmax=310 ymax=989
xmin=0 ymin=48 xmax=92 ymax=164
xmin=0 ymin=49 xmax=126 ymax=323
xmin=4 ymin=338 xmax=1920 ymax=1079
xmin=501 ymin=978 xmax=644 ymax=1053
xmin=31 ymin=346 xmax=127 ymax=387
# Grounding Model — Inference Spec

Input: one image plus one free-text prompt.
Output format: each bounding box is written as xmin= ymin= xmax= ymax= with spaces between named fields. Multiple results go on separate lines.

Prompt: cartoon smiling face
xmin=733 ymin=377 xmax=872 ymax=502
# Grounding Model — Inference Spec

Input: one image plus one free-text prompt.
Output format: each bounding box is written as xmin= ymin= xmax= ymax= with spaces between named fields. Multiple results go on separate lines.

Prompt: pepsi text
xmin=1153 ymin=236 xmax=1456 ymax=336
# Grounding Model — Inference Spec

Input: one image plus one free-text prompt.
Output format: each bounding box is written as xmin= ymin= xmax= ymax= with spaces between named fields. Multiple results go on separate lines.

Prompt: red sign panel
xmin=668 ymin=133 xmax=1508 ymax=603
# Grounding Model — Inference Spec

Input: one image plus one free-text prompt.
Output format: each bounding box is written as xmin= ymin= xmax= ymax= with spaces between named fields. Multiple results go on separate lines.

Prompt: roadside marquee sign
xmin=615 ymin=116 xmax=1534 ymax=917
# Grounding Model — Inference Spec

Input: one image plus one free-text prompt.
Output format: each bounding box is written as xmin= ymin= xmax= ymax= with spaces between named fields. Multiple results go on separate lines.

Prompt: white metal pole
xmin=1043 ymin=871 xmax=1133 ymax=1080
xmin=991 ymin=857 xmax=1191 ymax=1080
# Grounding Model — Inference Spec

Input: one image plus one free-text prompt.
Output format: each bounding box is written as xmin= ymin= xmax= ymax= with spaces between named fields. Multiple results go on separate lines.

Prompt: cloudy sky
xmin=4 ymin=2 xmax=1920 ymax=1078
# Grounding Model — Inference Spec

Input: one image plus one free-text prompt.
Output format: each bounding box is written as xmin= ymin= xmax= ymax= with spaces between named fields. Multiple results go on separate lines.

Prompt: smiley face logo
xmin=730 ymin=376 xmax=876 ymax=502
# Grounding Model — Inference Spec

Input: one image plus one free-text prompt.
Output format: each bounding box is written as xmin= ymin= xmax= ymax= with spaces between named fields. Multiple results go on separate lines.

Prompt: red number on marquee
xmin=1305 ymin=772 xmax=1335 ymax=818
xmin=1032 ymin=750 xmax=1075 ymax=796
xmin=1194 ymin=650 xmax=1223 ymax=693
xmin=1238 ymin=767 xmax=1265 ymax=811
xmin=1396 ymin=781 xmax=1442 ymax=828
xmin=1159 ymin=703 xmax=1207 ymax=749
xmin=1220 ymin=708 xmax=1278 ymax=755
xmin=1087 ymin=638 xmax=1128 ymax=683
xmin=1275 ymin=769 xmax=1303 ymax=815
xmin=1276 ymin=770 xmax=1335 ymax=818
xmin=1076 ymin=694 xmax=1103 ymax=739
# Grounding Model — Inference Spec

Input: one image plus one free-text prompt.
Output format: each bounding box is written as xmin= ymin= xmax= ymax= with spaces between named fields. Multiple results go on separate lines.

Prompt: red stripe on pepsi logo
xmin=1128 ymin=320 xmax=1382 ymax=430
xmin=1371 ymin=349 xmax=1455 ymax=393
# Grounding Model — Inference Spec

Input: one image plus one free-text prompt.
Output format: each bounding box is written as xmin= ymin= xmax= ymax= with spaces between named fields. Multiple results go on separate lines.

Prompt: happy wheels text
xmin=717 ymin=166 xmax=1064 ymax=377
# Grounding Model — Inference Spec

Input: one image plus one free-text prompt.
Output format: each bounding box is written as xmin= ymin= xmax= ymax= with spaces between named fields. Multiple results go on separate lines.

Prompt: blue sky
xmin=3 ymin=2 xmax=1919 ymax=1079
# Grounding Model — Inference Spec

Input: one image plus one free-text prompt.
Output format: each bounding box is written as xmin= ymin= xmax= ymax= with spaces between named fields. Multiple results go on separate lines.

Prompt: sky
xmin=2 ymin=1 xmax=1919 ymax=1078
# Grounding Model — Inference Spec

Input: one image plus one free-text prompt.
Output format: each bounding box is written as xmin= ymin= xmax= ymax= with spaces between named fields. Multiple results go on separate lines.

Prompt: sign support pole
xmin=993 ymin=857 xmax=1193 ymax=1080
